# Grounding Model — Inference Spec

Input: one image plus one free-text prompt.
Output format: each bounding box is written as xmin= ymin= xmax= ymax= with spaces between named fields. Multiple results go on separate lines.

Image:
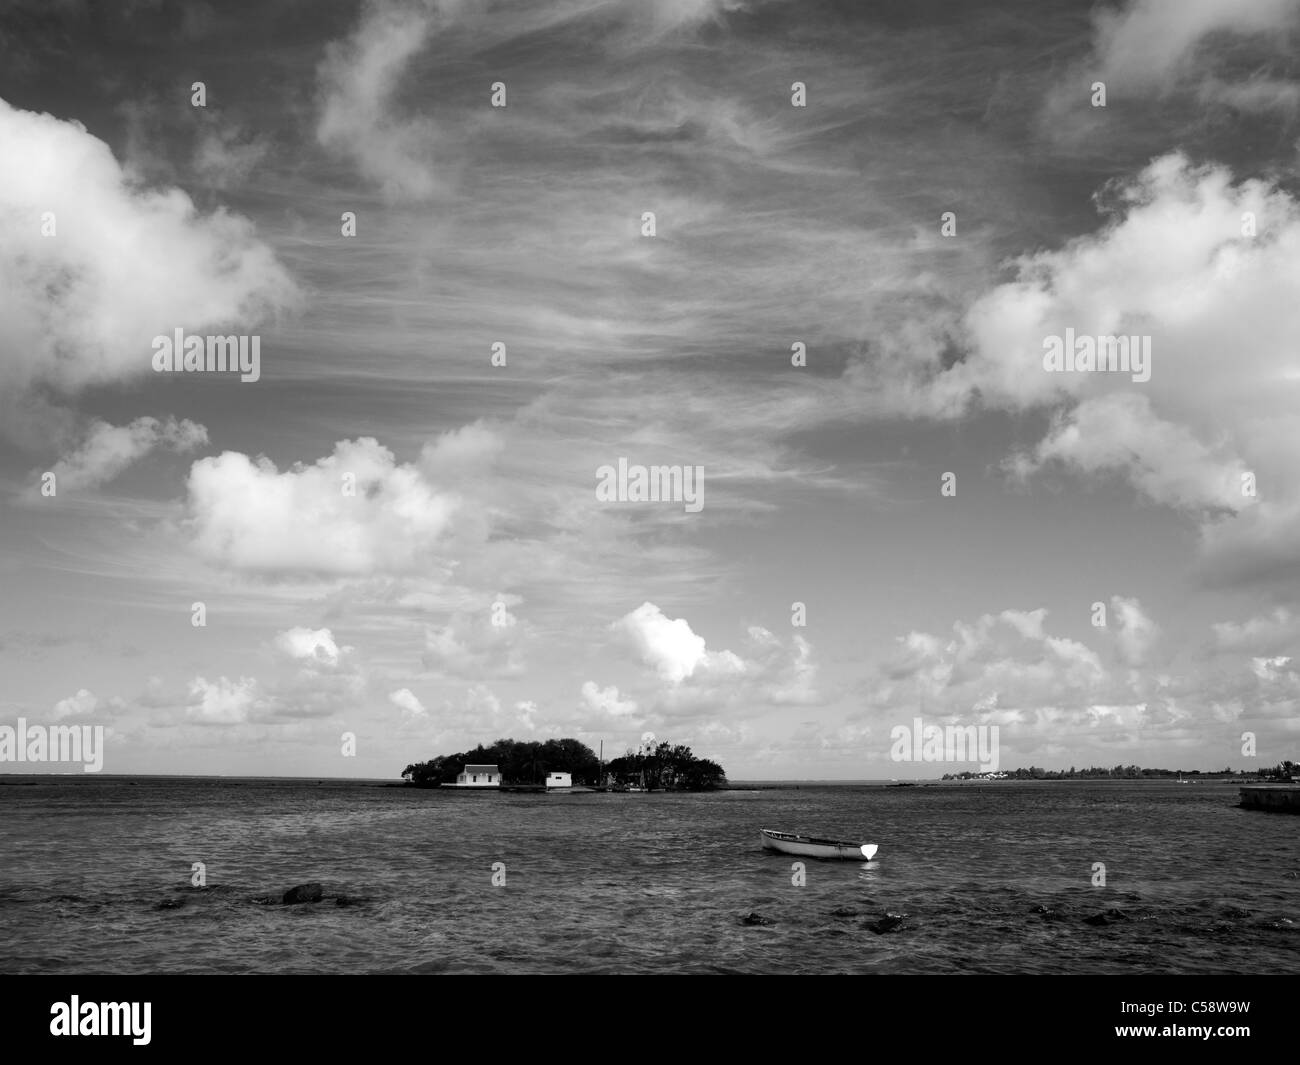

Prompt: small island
xmin=402 ymin=737 xmax=727 ymax=791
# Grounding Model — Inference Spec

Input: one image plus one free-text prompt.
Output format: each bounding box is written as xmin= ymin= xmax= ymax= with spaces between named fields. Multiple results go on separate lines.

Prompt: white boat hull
xmin=761 ymin=829 xmax=878 ymax=861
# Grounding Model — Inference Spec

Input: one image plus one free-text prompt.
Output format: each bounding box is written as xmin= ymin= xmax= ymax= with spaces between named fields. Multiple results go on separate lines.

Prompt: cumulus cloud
xmin=607 ymin=604 xmax=819 ymax=717
xmin=316 ymin=0 xmax=439 ymax=202
xmin=185 ymin=437 xmax=460 ymax=576
xmin=29 ymin=416 xmax=207 ymax=498
xmin=52 ymin=688 xmax=123 ymax=721
xmin=389 ymin=687 xmax=426 ymax=716
xmin=580 ymin=680 xmax=638 ymax=718
xmin=0 ymin=97 xmax=297 ymax=412
xmin=612 ymin=602 xmax=742 ymax=683
xmin=274 ymin=627 xmax=349 ymax=667
xmin=1007 ymin=394 xmax=1249 ymax=512
xmin=186 ymin=676 xmax=268 ymax=725
xmin=868 ymin=609 xmax=1110 ymax=725
xmin=419 ymin=421 xmax=506 ymax=481
xmin=945 ymin=154 xmax=1300 ymax=585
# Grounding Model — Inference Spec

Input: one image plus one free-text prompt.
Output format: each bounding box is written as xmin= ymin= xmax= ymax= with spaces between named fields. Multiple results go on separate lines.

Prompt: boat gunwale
xmin=760 ymin=828 xmax=869 ymax=848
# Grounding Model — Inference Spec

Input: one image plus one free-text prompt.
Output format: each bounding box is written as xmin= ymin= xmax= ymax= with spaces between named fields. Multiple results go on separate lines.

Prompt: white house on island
xmin=545 ymin=771 xmax=572 ymax=789
xmin=449 ymin=764 xmax=500 ymax=788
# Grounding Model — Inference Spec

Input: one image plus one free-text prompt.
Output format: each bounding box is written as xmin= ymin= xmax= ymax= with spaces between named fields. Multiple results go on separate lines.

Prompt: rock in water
xmin=866 ymin=912 xmax=907 ymax=934
xmin=739 ymin=911 xmax=775 ymax=926
xmin=282 ymin=882 xmax=324 ymax=905
xmin=1084 ymin=908 xmax=1130 ymax=926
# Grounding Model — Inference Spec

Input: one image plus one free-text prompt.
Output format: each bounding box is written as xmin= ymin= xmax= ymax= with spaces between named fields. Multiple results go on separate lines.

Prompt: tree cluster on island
xmin=603 ymin=740 xmax=727 ymax=791
xmin=942 ymin=761 xmax=1299 ymax=781
xmin=403 ymin=738 xmax=601 ymax=786
xmin=400 ymin=736 xmax=728 ymax=790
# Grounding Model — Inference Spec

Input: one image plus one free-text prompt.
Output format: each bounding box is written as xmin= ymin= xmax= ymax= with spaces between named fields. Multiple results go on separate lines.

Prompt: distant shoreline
xmin=0 ymin=773 xmax=1263 ymax=787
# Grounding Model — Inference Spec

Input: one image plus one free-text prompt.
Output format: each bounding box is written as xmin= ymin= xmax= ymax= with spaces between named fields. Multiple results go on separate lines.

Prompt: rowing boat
xmin=760 ymin=828 xmax=878 ymax=861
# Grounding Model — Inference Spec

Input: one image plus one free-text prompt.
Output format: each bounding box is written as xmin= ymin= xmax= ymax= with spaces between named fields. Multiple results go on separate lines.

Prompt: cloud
xmin=274 ymin=627 xmax=349 ymax=667
xmin=0 ymin=97 xmax=297 ymax=412
xmin=185 ymin=437 xmax=461 ymax=576
xmin=635 ymin=0 xmax=757 ymax=36
xmin=945 ymin=153 xmax=1300 ymax=587
xmin=1007 ymin=393 xmax=1249 ymax=512
xmin=1092 ymin=0 xmax=1300 ymax=93
xmin=52 ymin=688 xmax=123 ymax=721
xmin=422 ymin=598 xmax=525 ymax=678
xmin=316 ymin=0 xmax=439 ymax=201
xmin=612 ymin=602 xmax=741 ymax=683
xmin=389 ymin=687 xmax=426 ymax=716
xmin=607 ymin=604 xmax=818 ymax=717
xmin=1212 ymin=608 xmax=1299 ymax=655
xmin=192 ymin=119 xmax=270 ymax=189
xmin=1110 ymin=596 xmax=1159 ymax=667
xmin=580 ymin=680 xmax=638 ymax=718
xmin=867 ymin=609 xmax=1110 ymax=725
xmin=29 ymin=417 xmax=207 ymax=497
xmin=418 ymin=421 xmax=506 ymax=481
xmin=186 ymin=675 xmax=268 ymax=724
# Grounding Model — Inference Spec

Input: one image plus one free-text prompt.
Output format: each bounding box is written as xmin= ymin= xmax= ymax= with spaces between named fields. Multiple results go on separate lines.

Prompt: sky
xmin=1 ymin=0 xmax=1299 ymax=779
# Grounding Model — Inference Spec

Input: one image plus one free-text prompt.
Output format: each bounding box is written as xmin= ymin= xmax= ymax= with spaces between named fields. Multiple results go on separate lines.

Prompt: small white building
xmin=451 ymin=764 xmax=500 ymax=787
xmin=545 ymin=771 xmax=572 ymax=788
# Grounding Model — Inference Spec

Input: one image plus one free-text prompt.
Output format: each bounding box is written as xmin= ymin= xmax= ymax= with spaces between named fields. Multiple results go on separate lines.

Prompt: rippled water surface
xmin=1 ymin=777 xmax=1296 ymax=973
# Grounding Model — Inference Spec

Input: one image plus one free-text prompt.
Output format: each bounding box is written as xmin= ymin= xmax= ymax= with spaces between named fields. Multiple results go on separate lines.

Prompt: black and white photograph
xmin=0 ymin=0 xmax=1296 ymax=1044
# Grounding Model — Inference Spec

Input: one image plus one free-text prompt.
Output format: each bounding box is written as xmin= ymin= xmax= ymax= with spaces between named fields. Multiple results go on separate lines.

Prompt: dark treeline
xmin=402 ymin=738 xmax=601 ymax=786
xmin=604 ymin=741 xmax=726 ymax=791
xmin=943 ymin=761 xmax=1299 ymax=781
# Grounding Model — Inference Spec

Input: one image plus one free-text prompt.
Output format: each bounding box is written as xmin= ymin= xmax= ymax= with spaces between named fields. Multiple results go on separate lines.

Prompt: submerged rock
xmin=739 ymin=911 xmax=775 ymax=926
xmin=866 ymin=912 xmax=907 ymax=934
xmin=828 ymin=907 xmax=859 ymax=918
xmin=154 ymin=897 xmax=185 ymax=910
xmin=282 ymin=882 xmax=324 ymax=905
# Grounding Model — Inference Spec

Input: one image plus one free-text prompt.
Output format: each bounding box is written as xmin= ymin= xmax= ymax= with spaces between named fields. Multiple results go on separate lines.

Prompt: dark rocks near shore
xmin=282 ymin=882 xmax=324 ymax=905
xmin=865 ymin=912 xmax=908 ymax=934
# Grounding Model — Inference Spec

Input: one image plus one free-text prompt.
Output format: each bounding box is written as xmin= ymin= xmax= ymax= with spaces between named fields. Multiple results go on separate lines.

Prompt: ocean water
xmin=0 ymin=777 xmax=1296 ymax=974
